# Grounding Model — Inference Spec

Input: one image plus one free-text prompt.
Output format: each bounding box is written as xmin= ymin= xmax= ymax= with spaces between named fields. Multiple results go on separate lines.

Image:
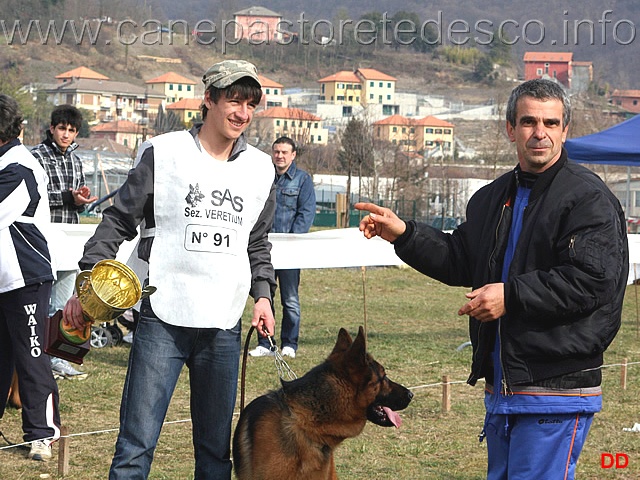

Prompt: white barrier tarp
xmin=49 ymin=225 xmax=640 ymax=285
xmin=49 ymin=225 xmax=403 ymax=272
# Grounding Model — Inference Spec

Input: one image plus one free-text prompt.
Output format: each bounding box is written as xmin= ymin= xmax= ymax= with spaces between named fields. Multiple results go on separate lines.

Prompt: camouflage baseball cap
xmin=202 ymin=60 xmax=261 ymax=89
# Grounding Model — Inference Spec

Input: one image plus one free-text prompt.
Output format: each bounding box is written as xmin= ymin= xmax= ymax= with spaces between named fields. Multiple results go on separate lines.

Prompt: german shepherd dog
xmin=233 ymin=326 xmax=413 ymax=480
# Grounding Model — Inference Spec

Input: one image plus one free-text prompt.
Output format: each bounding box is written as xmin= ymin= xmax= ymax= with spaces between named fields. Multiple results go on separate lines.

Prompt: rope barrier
xmin=2 ymin=359 xmax=637 ymax=454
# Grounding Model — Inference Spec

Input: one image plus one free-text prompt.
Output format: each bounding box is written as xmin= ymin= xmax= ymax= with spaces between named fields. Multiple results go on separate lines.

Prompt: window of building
xmin=188 ymin=112 xmax=192 ymax=118
xmin=425 ymin=140 xmax=434 ymax=146
xmin=343 ymin=106 xmax=353 ymax=117
xmin=378 ymin=95 xmax=382 ymax=103
xmin=634 ymin=100 xmax=638 ymax=106
xmin=444 ymin=129 xmax=452 ymax=134
xmin=187 ymin=86 xmax=192 ymax=91
xmin=537 ymin=68 xmax=543 ymax=75
xmin=426 ymin=128 xmax=433 ymax=134
xmin=314 ymin=123 xmax=318 ymax=128
xmin=387 ymin=82 xmax=391 ymax=88
xmin=266 ymin=88 xmax=271 ymax=94
xmin=317 ymin=136 xmax=322 ymax=142
xmin=435 ymin=129 xmax=443 ymax=134
xmin=379 ymin=82 xmax=383 ymax=87
xmin=169 ymin=84 xmax=174 ymax=90
xmin=370 ymin=81 xmax=374 ymax=87
xmin=337 ymin=95 xmax=345 ymax=101
xmin=274 ymin=89 xmax=279 ymax=94
xmin=370 ymin=94 xmax=374 ymax=100
xmin=387 ymin=95 xmax=391 ymax=100
xmin=402 ymin=127 xmax=406 ymax=133
xmin=392 ymin=127 xmax=397 ymax=133
xmin=178 ymin=85 xmax=183 ymax=91
xmin=356 ymin=96 xmax=360 ymax=102
xmin=276 ymin=120 xmax=281 ymax=126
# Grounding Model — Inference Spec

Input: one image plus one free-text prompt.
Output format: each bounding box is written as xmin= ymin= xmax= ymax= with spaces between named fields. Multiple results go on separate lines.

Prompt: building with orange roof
xmin=373 ymin=114 xmax=417 ymax=150
xmin=252 ymin=107 xmax=328 ymax=146
xmin=373 ymin=114 xmax=454 ymax=155
xmin=318 ymin=71 xmax=363 ymax=106
xmin=317 ymin=67 xmax=397 ymax=117
xmin=523 ymin=52 xmax=573 ymax=88
xmin=55 ymin=66 xmax=110 ymax=84
xmin=166 ymin=98 xmax=202 ymax=124
xmin=610 ymin=89 xmax=640 ymax=114
xmin=414 ymin=116 xmax=455 ymax=155
xmin=145 ymin=71 xmax=197 ymax=104
xmin=90 ymin=119 xmax=148 ymax=149
xmin=355 ymin=68 xmax=397 ymax=106
xmin=45 ymin=68 xmax=165 ymax=125
xmin=258 ymin=74 xmax=287 ymax=108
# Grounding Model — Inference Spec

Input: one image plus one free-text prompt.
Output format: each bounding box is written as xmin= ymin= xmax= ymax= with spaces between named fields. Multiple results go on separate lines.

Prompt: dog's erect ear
xmin=330 ymin=328 xmax=353 ymax=356
xmin=344 ymin=326 xmax=367 ymax=367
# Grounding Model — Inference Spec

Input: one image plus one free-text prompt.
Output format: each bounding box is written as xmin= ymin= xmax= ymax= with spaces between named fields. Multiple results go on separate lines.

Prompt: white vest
xmin=144 ymin=131 xmax=273 ymax=329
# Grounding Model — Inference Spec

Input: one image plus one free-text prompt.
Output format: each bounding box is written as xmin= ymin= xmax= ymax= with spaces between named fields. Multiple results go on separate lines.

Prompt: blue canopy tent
xmin=565 ymin=115 xmax=640 ymax=215
xmin=565 ymin=115 xmax=640 ymax=332
xmin=564 ymin=115 xmax=640 ymax=166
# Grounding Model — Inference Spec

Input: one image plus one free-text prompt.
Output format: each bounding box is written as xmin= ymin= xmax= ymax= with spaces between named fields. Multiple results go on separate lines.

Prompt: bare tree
xmin=338 ymin=117 xmax=374 ymax=208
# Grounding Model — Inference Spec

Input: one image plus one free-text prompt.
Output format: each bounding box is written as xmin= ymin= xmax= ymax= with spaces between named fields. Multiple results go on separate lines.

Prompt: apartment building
xmin=252 ymin=107 xmax=328 ymax=146
xmin=145 ymin=72 xmax=197 ymax=104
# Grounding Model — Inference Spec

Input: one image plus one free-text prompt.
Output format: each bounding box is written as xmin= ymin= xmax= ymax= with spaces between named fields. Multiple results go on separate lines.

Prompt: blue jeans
xmin=109 ymin=300 xmax=241 ymax=480
xmin=259 ymin=269 xmax=301 ymax=351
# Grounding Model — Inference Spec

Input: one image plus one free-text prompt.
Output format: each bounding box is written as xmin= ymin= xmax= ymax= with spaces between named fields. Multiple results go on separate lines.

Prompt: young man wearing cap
xmin=63 ymin=60 xmax=276 ymax=479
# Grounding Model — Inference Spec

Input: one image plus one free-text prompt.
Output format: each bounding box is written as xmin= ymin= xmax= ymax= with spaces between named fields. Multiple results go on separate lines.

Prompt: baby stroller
xmin=90 ymin=308 xmax=138 ymax=348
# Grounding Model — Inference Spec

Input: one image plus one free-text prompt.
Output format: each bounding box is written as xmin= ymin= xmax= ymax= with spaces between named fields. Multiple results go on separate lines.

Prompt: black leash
xmin=0 ymin=430 xmax=16 ymax=447
xmin=239 ymin=326 xmax=297 ymax=412
xmin=239 ymin=326 xmax=256 ymax=412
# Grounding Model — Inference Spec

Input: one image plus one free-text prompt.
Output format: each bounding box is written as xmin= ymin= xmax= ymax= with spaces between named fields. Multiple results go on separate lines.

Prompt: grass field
xmin=1 ymin=266 xmax=639 ymax=479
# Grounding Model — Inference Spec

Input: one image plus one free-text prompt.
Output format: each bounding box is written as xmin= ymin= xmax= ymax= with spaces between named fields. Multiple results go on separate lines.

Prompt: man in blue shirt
xmin=250 ymin=137 xmax=315 ymax=358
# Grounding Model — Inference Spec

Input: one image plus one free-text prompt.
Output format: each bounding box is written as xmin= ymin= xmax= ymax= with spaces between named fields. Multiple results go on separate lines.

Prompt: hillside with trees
xmin=0 ymin=0 xmax=634 ymax=221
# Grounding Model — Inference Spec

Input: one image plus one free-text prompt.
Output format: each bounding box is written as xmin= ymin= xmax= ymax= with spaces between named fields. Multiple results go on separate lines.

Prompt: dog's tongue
xmin=383 ymin=407 xmax=402 ymax=428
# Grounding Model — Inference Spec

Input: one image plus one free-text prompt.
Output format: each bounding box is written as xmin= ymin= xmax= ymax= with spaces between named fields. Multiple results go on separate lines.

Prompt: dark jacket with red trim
xmin=393 ymin=149 xmax=628 ymax=389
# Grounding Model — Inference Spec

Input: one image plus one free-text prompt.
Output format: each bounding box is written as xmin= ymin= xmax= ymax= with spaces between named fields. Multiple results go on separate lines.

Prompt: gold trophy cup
xmin=45 ymin=259 xmax=156 ymax=364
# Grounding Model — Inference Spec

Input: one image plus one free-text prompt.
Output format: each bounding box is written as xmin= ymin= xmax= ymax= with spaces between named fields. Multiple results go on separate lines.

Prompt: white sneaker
xmin=248 ymin=346 xmax=274 ymax=357
xmin=281 ymin=346 xmax=296 ymax=358
xmin=51 ymin=358 xmax=88 ymax=380
xmin=123 ymin=331 xmax=134 ymax=344
xmin=28 ymin=440 xmax=51 ymax=461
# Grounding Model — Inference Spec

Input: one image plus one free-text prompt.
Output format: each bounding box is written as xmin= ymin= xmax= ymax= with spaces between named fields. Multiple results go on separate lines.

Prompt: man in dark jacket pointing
xmin=356 ymin=79 xmax=628 ymax=480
